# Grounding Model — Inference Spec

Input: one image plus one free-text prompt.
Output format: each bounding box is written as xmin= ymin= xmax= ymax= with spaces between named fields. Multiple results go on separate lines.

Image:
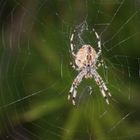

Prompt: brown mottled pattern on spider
xmin=75 ymin=45 xmax=96 ymax=70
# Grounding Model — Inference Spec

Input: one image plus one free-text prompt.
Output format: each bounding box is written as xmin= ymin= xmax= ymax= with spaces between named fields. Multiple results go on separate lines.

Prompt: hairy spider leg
xmin=70 ymin=30 xmax=79 ymax=70
xmin=91 ymin=69 xmax=111 ymax=104
xmin=68 ymin=69 xmax=86 ymax=105
xmin=92 ymin=28 xmax=101 ymax=60
xmin=92 ymin=29 xmax=108 ymax=71
xmin=70 ymin=30 xmax=76 ymax=57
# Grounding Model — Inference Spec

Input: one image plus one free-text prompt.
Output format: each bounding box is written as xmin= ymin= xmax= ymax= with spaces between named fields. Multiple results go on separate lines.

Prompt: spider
xmin=68 ymin=28 xmax=112 ymax=105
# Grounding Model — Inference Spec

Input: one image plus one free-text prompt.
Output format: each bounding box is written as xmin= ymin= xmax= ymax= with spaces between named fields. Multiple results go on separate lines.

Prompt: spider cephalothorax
xmin=68 ymin=28 xmax=111 ymax=105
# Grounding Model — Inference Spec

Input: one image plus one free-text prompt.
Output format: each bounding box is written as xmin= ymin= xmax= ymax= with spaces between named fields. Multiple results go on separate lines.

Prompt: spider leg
xmin=68 ymin=69 xmax=86 ymax=105
xmin=70 ymin=62 xmax=80 ymax=71
xmin=96 ymin=59 xmax=108 ymax=70
xmin=70 ymin=30 xmax=76 ymax=57
xmin=70 ymin=29 xmax=80 ymax=71
xmin=91 ymin=69 xmax=111 ymax=104
xmin=92 ymin=28 xmax=101 ymax=60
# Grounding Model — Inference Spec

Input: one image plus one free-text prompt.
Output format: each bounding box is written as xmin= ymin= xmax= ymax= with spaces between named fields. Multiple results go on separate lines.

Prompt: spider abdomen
xmin=75 ymin=45 xmax=96 ymax=69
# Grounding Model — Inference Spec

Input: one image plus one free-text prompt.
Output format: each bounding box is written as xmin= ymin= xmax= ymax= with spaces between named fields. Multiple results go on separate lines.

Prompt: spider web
xmin=0 ymin=0 xmax=140 ymax=140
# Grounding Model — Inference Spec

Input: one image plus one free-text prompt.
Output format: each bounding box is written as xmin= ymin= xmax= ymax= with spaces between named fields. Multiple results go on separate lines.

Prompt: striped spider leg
xmin=68 ymin=69 xmax=86 ymax=105
xmin=91 ymin=69 xmax=111 ymax=104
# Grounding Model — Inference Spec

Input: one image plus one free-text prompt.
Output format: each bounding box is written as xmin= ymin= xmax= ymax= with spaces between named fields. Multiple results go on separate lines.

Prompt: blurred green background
xmin=0 ymin=0 xmax=140 ymax=140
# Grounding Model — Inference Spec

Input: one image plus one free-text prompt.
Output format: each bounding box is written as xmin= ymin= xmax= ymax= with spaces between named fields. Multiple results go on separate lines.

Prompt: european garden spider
xmin=68 ymin=28 xmax=111 ymax=105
